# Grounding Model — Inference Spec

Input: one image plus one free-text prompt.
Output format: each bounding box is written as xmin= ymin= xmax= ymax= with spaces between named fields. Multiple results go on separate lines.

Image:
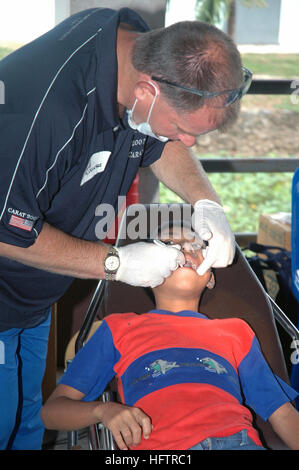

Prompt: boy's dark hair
xmin=132 ymin=20 xmax=243 ymax=130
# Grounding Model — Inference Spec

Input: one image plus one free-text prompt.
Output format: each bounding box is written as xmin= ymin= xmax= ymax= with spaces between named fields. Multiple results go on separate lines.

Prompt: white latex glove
xmin=193 ymin=199 xmax=235 ymax=275
xmin=116 ymin=242 xmax=185 ymax=288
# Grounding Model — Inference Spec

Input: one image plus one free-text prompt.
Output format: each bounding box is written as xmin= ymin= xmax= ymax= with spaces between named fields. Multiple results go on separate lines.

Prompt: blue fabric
xmin=189 ymin=430 xmax=265 ymax=451
xmin=0 ymin=311 xmax=51 ymax=450
xmin=149 ymin=309 xmax=210 ymax=320
xmin=60 ymin=320 xmax=120 ymax=402
xmin=238 ymin=336 xmax=298 ymax=421
xmin=291 ymin=359 xmax=299 ymax=410
xmin=0 ymin=8 xmax=166 ymax=329
xmin=121 ymin=347 xmax=242 ymax=406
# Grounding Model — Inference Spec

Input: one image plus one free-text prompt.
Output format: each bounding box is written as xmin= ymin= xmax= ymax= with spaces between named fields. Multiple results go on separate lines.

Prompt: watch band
xmin=105 ymin=272 xmax=117 ymax=281
xmin=106 ymin=246 xmax=119 ymax=257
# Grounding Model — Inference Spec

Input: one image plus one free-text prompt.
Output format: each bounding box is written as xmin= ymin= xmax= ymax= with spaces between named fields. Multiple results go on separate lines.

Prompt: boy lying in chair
xmin=42 ymin=224 xmax=299 ymax=451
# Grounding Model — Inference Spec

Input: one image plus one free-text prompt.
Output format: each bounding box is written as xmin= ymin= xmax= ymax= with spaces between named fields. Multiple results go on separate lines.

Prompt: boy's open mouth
xmin=182 ymin=258 xmax=198 ymax=271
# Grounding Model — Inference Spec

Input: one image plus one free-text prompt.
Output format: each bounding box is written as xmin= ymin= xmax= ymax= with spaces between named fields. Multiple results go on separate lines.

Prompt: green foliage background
xmin=160 ymin=171 xmax=292 ymax=234
xmin=0 ymin=46 xmax=13 ymax=60
xmin=158 ymin=48 xmax=297 ymax=235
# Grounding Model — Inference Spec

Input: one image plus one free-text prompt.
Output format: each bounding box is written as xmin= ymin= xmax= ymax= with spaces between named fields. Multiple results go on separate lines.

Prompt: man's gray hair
xmin=132 ymin=20 xmax=243 ymax=129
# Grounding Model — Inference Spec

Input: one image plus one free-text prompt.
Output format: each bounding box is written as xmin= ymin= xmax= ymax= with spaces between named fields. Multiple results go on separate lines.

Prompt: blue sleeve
xmin=140 ymin=137 xmax=166 ymax=168
xmin=59 ymin=320 xmax=120 ymax=402
xmin=239 ymin=336 xmax=299 ymax=421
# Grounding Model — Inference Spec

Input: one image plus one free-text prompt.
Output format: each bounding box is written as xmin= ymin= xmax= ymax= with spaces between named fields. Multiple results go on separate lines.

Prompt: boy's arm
xmin=41 ymin=384 xmax=152 ymax=450
xmin=268 ymin=402 xmax=299 ymax=450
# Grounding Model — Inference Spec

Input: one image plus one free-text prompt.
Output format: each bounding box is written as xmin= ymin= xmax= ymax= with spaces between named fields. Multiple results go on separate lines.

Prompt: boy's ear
xmin=206 ymin=272 xmax=215 ymax=290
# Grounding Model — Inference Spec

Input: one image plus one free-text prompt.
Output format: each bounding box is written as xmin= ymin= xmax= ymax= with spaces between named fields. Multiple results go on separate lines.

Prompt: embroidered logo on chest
xmin=128 ymin=136 xmax=146 ymax=159
xmin=80 ymin=151 xmax=111 ymax=186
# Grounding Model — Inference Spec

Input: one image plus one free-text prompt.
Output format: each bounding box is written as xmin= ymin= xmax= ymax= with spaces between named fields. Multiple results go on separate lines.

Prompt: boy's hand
xmin=97 ymin=402 xmax=153 ymax=450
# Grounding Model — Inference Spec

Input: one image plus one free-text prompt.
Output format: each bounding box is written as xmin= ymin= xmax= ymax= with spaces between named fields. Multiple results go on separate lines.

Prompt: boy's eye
xmin=188 ymin=242 xmax=203 ymax=251
xmin=161 ymin=240 xmax=203 ymax=253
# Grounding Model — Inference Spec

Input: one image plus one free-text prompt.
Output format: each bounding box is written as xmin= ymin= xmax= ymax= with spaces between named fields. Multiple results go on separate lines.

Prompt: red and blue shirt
xmin=60 ymin=310 xmax=298 ymax=450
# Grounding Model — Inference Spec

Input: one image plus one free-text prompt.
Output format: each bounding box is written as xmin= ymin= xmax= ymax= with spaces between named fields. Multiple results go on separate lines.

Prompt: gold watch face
xmin=105 ymin=255 xmax=120 ymax=272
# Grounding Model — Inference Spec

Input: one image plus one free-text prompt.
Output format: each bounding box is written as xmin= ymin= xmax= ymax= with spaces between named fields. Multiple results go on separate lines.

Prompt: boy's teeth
xmin=184 ymin=261 xmax=197 ymax=270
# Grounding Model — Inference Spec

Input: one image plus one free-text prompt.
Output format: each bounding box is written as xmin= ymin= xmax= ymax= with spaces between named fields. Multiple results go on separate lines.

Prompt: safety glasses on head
xmin=151 ymin=66 xmax=252 ymax=108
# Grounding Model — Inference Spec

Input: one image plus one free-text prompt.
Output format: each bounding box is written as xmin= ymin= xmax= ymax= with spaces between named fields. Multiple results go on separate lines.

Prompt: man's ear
xmin=135 ymin=80 xmax=158 ymax=102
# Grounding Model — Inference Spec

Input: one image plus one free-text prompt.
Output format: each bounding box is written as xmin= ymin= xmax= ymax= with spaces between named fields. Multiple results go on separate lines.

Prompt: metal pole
xmin=267 ymin=293 xmax=299 ymax=341
xmin=75 ymin=279 xmax=106 ymax=354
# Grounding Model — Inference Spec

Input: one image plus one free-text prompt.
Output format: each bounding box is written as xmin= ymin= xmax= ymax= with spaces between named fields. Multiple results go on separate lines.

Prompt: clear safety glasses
xmin=151 ymin=66 xmax=252 ymax=108
xmin=147 ymin=238 xmax=205 ymax=254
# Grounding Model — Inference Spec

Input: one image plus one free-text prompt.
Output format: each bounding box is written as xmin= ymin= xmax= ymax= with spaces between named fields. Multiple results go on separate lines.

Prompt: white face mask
xmin=126 ymin=83 xmax=169 ymax=142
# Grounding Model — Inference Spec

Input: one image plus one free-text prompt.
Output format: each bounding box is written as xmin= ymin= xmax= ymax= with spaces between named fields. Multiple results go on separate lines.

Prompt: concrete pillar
xmin=279 ymin=0 xmax=299 ymax=52
xmin=55 ymin=0 xmax=70 ymax=24
xmin=69 ymin=1 xmax=167 ymax=29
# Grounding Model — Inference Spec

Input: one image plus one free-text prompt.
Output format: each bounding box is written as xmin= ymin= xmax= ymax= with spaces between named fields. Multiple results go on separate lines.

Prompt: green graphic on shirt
xmin=199 ymin=357 xmax=228 ymax=374
xmin=149 ymin=359 xmax=179 ymax=377
xmin=130 ymin=355 xmax=229 ymax=387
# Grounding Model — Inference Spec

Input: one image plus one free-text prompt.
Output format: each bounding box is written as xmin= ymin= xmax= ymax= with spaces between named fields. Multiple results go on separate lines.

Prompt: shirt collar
xmin=94 ymin=8 xmax=149 ymax=131
xmin=148 ymin=309 xmax=209 ymax=320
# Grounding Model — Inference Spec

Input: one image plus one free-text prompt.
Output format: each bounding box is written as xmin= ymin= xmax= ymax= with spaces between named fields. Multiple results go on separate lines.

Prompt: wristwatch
xmin=104 ymin=246 xmax=120 ymax=281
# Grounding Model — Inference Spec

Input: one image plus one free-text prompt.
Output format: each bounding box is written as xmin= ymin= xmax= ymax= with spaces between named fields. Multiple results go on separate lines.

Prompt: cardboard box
xmin=257 ymin=212 xmax=291 ymax=251
xmin=257 ymin=212 xmax=291 ymax=299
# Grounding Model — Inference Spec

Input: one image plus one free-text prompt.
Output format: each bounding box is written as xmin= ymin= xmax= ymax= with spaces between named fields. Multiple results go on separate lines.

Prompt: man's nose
xmin=177 ymin=134 xmax=196 ymax=147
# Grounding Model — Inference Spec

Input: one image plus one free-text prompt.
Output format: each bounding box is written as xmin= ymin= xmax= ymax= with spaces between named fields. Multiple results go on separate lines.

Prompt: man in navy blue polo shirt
xmin=0 ymin=8 xmax=250 ymax=449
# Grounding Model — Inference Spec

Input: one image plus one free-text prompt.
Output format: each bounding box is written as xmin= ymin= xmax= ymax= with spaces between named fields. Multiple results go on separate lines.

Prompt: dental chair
xmin=66 ymin=203 xmax=299 ymax=450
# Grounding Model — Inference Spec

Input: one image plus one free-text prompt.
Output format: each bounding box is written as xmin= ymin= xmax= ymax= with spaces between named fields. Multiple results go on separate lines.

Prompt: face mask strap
xmin=131 ymin=98 xmax=138 ymax=114
xmin=129 ymin=82 xmax=157 ymax=125
xmin=127 ymin=82 xmax=169 ymax=142
xmin=145 ymin=82 xmax=158 ymax=124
